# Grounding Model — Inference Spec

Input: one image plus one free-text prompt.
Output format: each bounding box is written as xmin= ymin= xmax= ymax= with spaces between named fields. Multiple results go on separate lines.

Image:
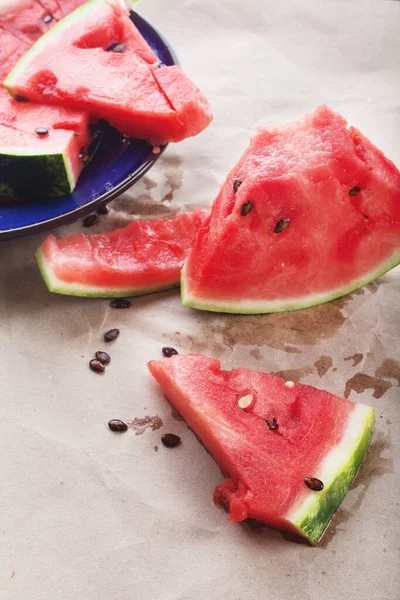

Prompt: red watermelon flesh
xmin=37 ymin=0 xmax=63 ymax=20
xmin=4 ymin=0 xmax=212 ymax=143
xmin=58 ymin=0 xmax=87 ymax=15
xmin=0 ymin=27 xmax=31 ymax=79
xmin=148 ymin=354 xmax=374 ymax=544
xmin=35 ymin=209 xmax=208 ymax=297
xmin=0 ymin=0 xmax=57 ymax=42
xmin=182 ymin=105 xmax=400 ymax=314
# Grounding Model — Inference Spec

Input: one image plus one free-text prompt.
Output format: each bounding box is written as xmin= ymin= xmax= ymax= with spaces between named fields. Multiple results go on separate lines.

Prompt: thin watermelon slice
xmin=148 ymin=354 xmax=375 ymax=545
xmin=3 ymin=0 xmax=213 ymax=143
xmin=0 ymin=0 xmax=57 ymax=42
xmin=35 ymin=209 xmax=208 ymax=297
xmin=182 ymin=106 xmax=400 ymax=314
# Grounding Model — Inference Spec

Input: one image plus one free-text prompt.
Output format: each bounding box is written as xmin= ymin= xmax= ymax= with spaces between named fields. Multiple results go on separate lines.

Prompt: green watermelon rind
xmin=287 ymin=402 xmax=375 ymax=545
xmin=0 ymin=145 xmax=75 ymax=198
xmin=35 ymin=247 xmax=180 ymax=298
xmin=180 ymin=250 xmax=400 ymax=314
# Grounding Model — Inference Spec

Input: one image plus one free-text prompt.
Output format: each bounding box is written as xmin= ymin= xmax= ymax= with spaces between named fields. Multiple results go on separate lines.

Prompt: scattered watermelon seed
xmin=83 ymin=214 xmax=98 ymax=228
xmin=104 ymin=328 xmax=120 ymax=342
xmin=364 ymin=215 xmax=369 ymax=220
xmin=110 ymin=298 xmax=131 ymax=309
xmin=14 ymin=95 xmax=28 ymax=102
xmin=162 ymin=347 xmax=178 ymax=358
xmin=233 ymin=178 xmax=242 ymax=193
xmin=95 ymin=351 xmax=111 ymax=365
xmin=161 ymin=433 xmax=181 ymax=448
xmin=35 ymin=127 xmax=49 ymax=136
xmin=73 ymin=132 xmax=79 ymax=137
xmin=274 ymin=218 xmax=290 ymax=233
xmin=43 ymin=13 xmax=53 ymax=23
xmin=238 ymin=394 xmax=254 ymax=409
xmin=97 ymin=204 xmax=110 ymax=215
xmin=304 ymin=477 xmax=324 ymax=491
xmin=241 ymin=201 xmax=253 ymax=216
xmin=90 ymin=359 xmax=105 ymax=373
xmin=267 ymin=417 xmax=278 ymax=430
xmin=108 ymin=419 xmax=128 ymax=432
xmin=349 ymin=186 xmax=361 ymax=196
xmin=285 ymin=381 xmax=295 ymax=388
xmin=106 ymin=42 xmax=126 ymax=53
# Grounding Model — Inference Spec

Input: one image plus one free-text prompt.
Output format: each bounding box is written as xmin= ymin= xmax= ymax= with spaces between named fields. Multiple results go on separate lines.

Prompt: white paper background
xmin=0 ymin=1 xmax=399 ymax=598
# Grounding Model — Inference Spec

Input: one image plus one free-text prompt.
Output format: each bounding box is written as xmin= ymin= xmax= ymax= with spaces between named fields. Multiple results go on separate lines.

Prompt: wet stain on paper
xmin=344 ymin=353 xmax=364 ymax=367
xmin=249 ymin=348 xmax=263 ymax=360
xmin=128 ymin=415 xmax=163 ymax=435
xmin=375 ymin=358 xmax=400 ymax=386
xmin=344 ymin=373 xmax=392 ymax=399
xmin=271 ymin=367 xmax=313 ymax=383
xmin=314 ymin=356 xmax=333 ymax=377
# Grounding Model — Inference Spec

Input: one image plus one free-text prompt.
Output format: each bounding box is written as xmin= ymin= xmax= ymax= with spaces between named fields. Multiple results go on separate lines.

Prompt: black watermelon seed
xmin=35 ymin=127 xmax=49 ymax=136
xmin=104 ymin=328 xmax=120 ymax=342
xmin=73 ymin=132 xmax=79 ymax=137
xmin=304 ymin=477 xmax=324 ymax=491
xmin=90 ymin=359 xmax=105 ymax=373
xmin=97 ymin=204 xmax=110 ymax=215
xmin=161 ymin=433 xmax=181 ymax=448
xmin=110 ymin=298 xmax=132 ymax=309
xmin=95 ymin=351 xmax=111 ymax=365
xmin=349 ymin=186 xmax=361 ymax=196
xmin=83 ymin=214 xmax=98 ymax=228
xmin=233 ymin=178 xmax=242 ymax=193
xmin=240 ymin=201 xmax=253 ymax=216
xmin=14 ymin=95 xmax=28 ymax=102
xmin=43 ymin=13 xmax=53 ymax=23
xmin=363 ymin=215 xmax=369 ymax=220
xmin=274 ymin=218 xmax=290 ymax=233
xmin=266 ymin=418 xmax=278 ymax=430
xmin=108 ymin=419 xmax=128 ymax=432
xmin=162 ymin=347 xmax=178 ymax=358
xmin=106 ymin=42 xmax=126 ymax=53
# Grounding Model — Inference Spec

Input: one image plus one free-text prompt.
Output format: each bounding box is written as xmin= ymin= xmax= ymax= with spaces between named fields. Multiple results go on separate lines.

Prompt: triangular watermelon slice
xmin=3 ymin=0 xmax=213 ymax=143
xmin=35 ymin=209 xmax=208 ymax=296
xmin=148 ymin=354 xmax=375 ymax=545
xmin=181 ymin=106 xmax=400 ymax=313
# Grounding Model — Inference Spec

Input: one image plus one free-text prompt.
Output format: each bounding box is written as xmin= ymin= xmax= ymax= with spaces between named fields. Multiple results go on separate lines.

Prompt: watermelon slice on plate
xmin=148 ymin=354 xmax=375 ymax=545
xmin=3 ymin=0 xmax=213 ymax=143
xmin=36 ymin=209 xmax=208 ymax=297
xmin=182 ymin=105 xmax=400 ymax=314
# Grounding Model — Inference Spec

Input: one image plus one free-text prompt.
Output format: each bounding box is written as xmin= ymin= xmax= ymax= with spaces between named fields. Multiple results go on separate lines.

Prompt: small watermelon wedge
xmin=148 ymin=354 xmax=375 ymax=545
xmin=36 ymin=209 xmax=208 ymax=297
xmin=182 ymin=106 xmax=400 ymax=314
xmin=3 ymin=0 xmax=213 ymax=144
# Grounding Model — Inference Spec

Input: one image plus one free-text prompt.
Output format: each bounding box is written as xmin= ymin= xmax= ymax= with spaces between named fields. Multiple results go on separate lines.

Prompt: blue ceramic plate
xmin=0 ymin=12 xmax=178 ymax=241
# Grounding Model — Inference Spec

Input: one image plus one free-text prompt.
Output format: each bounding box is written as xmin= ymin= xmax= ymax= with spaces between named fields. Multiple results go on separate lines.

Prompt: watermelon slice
xmin=148 ymin=354 xmax=375 ymax=545
xmin=35 ymin=209 xmax=208 ymax=297
xmin=0 ymin=0 xmax=58 ymax=42
xmin=182 ymin=106 xmax=400 ymax=314
xmin=3 ymin=0 xmax=213 ymax=144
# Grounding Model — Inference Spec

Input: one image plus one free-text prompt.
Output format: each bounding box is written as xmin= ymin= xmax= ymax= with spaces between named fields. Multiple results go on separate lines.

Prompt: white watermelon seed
xmin=238 ymin=394 xmax=254 ymax=409
xmin=285 ymin=381 xmax=295 ymax=388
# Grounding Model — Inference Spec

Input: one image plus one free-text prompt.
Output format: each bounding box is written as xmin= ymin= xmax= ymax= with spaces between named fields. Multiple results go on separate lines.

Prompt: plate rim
xmin=0 ymin=11 xmax=180 ymax=241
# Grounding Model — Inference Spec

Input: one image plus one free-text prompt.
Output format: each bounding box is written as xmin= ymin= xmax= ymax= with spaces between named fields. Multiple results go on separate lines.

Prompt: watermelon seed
xmin=14 ymin=95 xmax=28 ymax=102
xmin=35 ymin=127 xmax=49 ymax=136
xmin=74 ymin=133 xmax=79 ymax=137
xmin=97 ymin=204 xmax=110 ymax=215
xmin=274 ymin=218 xmax=290 ymax=233
xmin=233 ymin=178 xmax=242 ymax=193
xmin=266 ymin=418 xmax=278 ymax=430
xmin=162 ymin=347 xmax=178 ymax=358
xmin=304 ymin=477 xmax=324 ymax=491
xmin=110 ymin=298 xmax=132 ymax=309
xmin=43 ymin=14 xmax=53 ymax=24
xmin=104 ymin=328 xmax=120 ymax=342
xmin=106 ymin=42 xmax=127 ymax=53
xmin=90 ymin=359 xmax=105 ymax=373
xmin=108 ymin=419 xmax=128 ymax=433
xmin=285 ymin=381 xmax=295 ymax=388
xmin=363 ymin=215 xmax=369 ymax=219
xmin=95 ymin=351 xmax=111 ymax=365
xmin=238 ymin=394 xmax=254 ymax=409
xmin=241 ymin=201 xmax=253 ymax=216
xmin=349 ymin=186 xmax=361 ymax=196
xmin=161 ymin=433 xmax=181 ymax=448
xmin=83 ymin=214 xmax=98 ymax=228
